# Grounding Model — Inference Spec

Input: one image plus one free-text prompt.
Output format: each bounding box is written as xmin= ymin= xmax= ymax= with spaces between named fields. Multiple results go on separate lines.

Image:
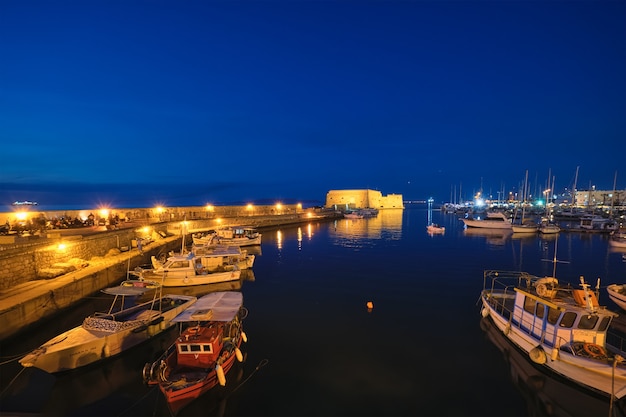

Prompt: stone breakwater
xmin=0 ymin=210 xmax=342 ymax=341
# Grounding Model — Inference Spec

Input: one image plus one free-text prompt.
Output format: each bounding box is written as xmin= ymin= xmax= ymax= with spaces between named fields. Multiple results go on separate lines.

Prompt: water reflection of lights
xmin=297 ymin=227 xmax=302 ymax=250
xmin=276 ymin=230 xmax=282 ymax=250
xmin=330 ymin=209 xmax=403 ymax=247
xmin=307 ymin=224 xmax=313 ymax=240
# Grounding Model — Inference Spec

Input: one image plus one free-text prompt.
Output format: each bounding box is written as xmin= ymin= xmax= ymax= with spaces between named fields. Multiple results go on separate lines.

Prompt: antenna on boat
xmin=541 ymin=236 xmax=569 ymax=278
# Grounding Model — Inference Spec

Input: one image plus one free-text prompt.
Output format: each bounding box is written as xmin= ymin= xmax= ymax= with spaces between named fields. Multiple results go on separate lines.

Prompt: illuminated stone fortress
xmin=325 ymin=189 xmax=404 ymax=210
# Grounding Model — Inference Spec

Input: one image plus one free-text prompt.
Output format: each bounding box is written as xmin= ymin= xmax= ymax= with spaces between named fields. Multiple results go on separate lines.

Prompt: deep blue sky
xmin=1 ymin=0 xmax=625 ymax=208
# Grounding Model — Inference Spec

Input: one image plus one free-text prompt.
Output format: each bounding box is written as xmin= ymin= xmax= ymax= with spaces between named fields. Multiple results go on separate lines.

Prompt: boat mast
xmin=572 ymin=166 xmax=579 ymax=209
xmin=610 ymin=171 xmax=618 ymax=218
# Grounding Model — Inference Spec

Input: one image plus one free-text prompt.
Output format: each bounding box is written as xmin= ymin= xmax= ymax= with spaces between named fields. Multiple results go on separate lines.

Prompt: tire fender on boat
xmin=241 ymin=331 xmax=248 ymax=343
xmin=142 ymin=363 xmax=152 ymax=382
xmin=481 ymin=307 xmax=489 ymax=318
xmin=235 ymin=347 xmax=243 ymax=362
xmin=504 ymin=324 xmax=510 ymax=335
xmin=529 ymin=346 xmax=547 ymax=364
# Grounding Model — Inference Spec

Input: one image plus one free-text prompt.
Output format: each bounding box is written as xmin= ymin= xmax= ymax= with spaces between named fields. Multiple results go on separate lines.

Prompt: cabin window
xmin=523 ymin=296 xmax=536 ymax=314
xmin=547 ymin=307 xmax=561 ymax=325
xmin=599 ymin=316 xmax=611 ymax=331
xmin=170 ymin=261 xmax=189 ymax=269
xmin=180 ymin=345 xmax=189 ymax=353
xmin=203 ymin=344 xmax=213 ymax=353
xmin=536 ymin=303 xmax=545 ymax=319
xmin=190 ymin=344 xmax=202 ymax=352
xmin=578 ymin=315 xmax=599 ymax=330
xmin=559 ymin=312 xmax=577 ymax=328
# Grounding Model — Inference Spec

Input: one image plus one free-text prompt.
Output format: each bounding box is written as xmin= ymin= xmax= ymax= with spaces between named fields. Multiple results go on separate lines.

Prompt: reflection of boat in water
xmin=463 ymin=227 xmax=512 ymax=245
xmin=480 ymin=317 xmax=624 ymax=417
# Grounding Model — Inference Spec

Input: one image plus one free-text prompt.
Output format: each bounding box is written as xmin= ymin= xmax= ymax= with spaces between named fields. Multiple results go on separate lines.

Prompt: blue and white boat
xmin=480 ymin=270 xmax=626 ymax=400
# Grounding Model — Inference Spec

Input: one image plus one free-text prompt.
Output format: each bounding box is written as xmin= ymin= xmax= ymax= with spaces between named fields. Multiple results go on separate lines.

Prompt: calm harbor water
xmin=2 ymin=205 xmax=626 ymax=417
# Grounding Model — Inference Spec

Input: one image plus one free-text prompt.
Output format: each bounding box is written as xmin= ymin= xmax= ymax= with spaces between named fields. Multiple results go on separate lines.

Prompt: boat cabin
xmin=511 ymin=284 xmax=615 ymax=351
xmin=176 ymin=323 xmax=224 ymax=368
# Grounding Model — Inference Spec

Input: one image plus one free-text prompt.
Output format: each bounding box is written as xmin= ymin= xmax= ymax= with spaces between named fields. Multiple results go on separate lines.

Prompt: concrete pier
xmin=0 ymin=209 xmax=342 ymax=341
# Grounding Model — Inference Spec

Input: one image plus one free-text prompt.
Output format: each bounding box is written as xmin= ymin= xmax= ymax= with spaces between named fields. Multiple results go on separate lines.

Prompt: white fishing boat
xmin=480 ymin=270 xmax=626 ymax=400
xmin=19 ymin=280 xmax=197 ymax=373
xmin=192 ymin=244 xmax=255 ymax=270
xmin=192 ymin=226 xmax=261 ymax=246
xmin=462 ymin=211 xmax=512 ymax=229
xmin=132 ymin=251 xmax=241 ymax=287
xmin=538 ymin=222 xmax=561 ymax=234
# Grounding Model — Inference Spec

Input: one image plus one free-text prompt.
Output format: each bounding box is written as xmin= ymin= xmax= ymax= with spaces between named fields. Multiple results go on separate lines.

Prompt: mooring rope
xmin=0 ymin=367 xmax=25 ymax=397
xmin=228 ymin=358 xmax=269 ymax=396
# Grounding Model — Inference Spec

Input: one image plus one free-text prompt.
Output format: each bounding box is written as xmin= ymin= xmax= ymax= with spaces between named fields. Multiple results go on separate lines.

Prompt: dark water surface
xmin=2 ymin=206 xmax=626 ymax=416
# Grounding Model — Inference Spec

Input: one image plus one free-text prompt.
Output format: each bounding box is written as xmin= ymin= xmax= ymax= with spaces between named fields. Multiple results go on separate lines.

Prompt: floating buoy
xmin=241 ymin=331 xmax=248 ymax=343
xmin=216 ymin=364 xmax=226 ymax=386
xmin=366 ymin=301 xmax=374 ymax=309
xmin=235 ymin=347 xmax=243 ymax=362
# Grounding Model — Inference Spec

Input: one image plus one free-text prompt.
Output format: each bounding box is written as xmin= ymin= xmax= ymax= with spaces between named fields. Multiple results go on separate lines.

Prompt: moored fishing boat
xmin=19 ymin=280 xmax=197 ymax=373
xmin=132 ymin=251 xmax=241 ymax=287
xmin=142 ymin=291 xmax=248 ymax=415
xmin=480 ymin=270 xmax=626 ymax=399
xmin=193 ymin=226 xmax=262 ymax=246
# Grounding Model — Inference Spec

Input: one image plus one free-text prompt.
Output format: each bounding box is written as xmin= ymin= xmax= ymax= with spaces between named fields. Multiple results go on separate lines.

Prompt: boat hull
xmin=511 ymin=225 xmax=538 ymax=233
xmin=141 ymin=269 xmax=242 ymax=287
xmin=462 ymin=219 xmax=511 ymax=229
xmin=19 ymin=295 xmax=196 ymax=373
xmin=608 ymin=284 xmax=626 ymax=311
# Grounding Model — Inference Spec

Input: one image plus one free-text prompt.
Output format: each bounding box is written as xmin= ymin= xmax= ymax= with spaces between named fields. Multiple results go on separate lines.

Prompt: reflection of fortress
xmin=325 ymin=189 xmax=404 ymax=210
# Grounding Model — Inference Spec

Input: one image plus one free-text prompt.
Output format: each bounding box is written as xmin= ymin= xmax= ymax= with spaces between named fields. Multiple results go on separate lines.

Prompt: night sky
xmin=1 ymin=0 xmax=625 ymax=208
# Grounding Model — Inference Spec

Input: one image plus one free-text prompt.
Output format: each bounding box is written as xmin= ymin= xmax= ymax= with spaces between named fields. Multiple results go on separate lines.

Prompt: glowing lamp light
xmin=366 ymin=301 xmax=374 ymax=309
xmin=15 ymin=211 xmax=28 ymax=221
xmin=155 ymin=206 xmax=165 ymax=214
xmin=475 ymin=198 xmax=485 ymax=207
xmin=99 ymin=208 xmax=110 ymax=218
xmin=57 ymin=243 xmax=67 ymax=252
xmin=205 ymin=205 xmax=214 ymax=212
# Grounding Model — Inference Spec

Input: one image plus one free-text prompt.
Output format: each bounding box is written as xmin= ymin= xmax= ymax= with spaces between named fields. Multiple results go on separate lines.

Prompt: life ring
xmin=583 ymin=343 xmax=606 ymax=358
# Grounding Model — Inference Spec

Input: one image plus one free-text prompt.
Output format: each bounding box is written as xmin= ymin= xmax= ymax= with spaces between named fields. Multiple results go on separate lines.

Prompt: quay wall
xmin=0 ymin=210 xmax=342 ymax=340
xmin=0 ymin=207 xmax=332 ymax=291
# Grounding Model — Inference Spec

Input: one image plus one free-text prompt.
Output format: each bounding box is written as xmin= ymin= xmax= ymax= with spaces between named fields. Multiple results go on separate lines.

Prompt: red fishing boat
xmin=142 ymin=291 xmax=247 ymax=415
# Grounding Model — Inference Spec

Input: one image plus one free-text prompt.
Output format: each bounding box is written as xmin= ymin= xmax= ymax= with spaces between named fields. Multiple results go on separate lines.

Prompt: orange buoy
xmin=366 ymin=301 xmax=373 ymax=309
